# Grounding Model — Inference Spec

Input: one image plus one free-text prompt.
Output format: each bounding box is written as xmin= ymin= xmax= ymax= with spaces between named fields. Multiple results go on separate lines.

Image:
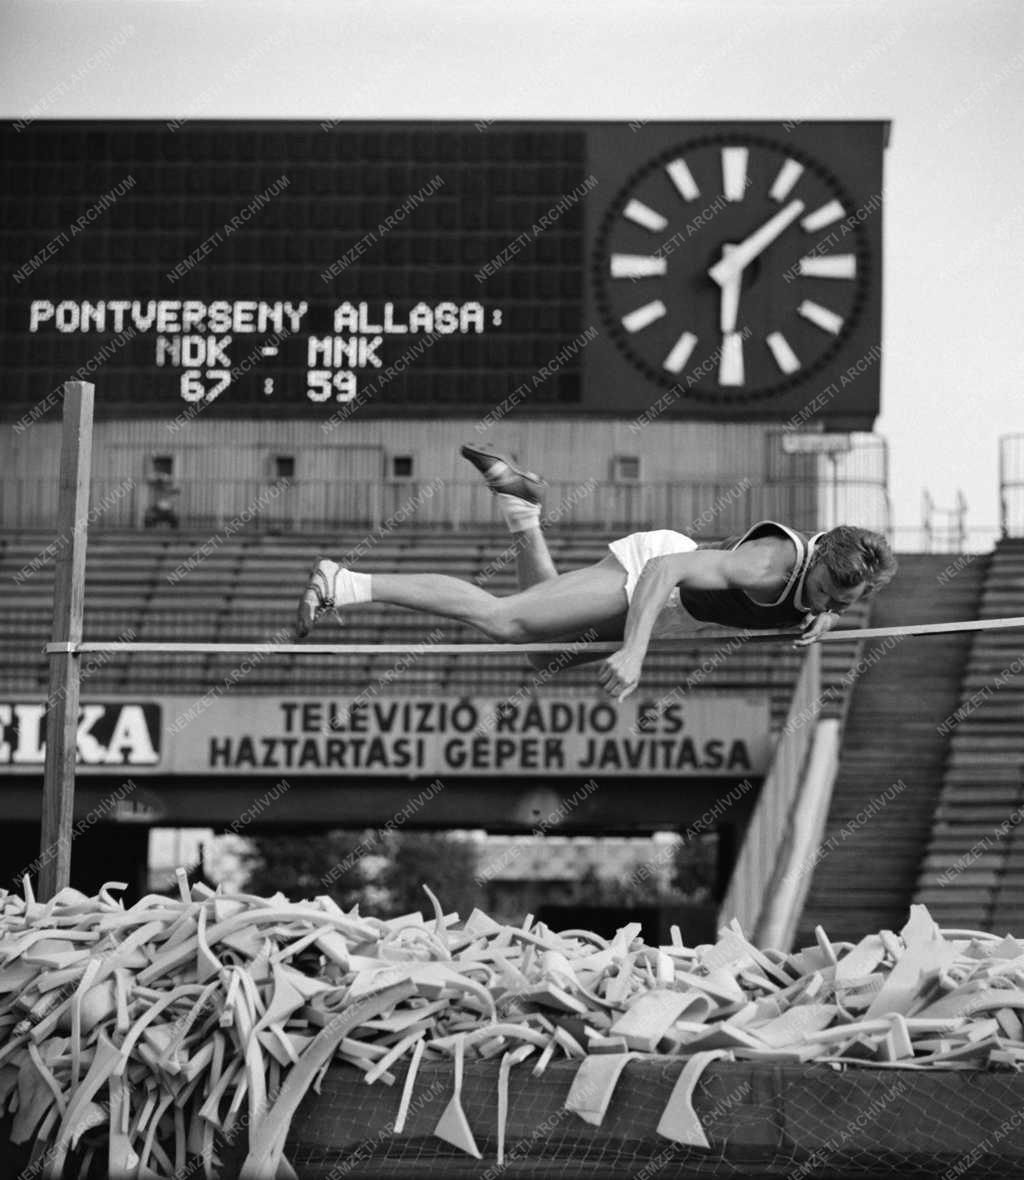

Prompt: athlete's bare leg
xmin=369 ymin=554 xmax=628 ymax=642
xmin=458 ymin=443 xmax=559 ymax=591
xmin=510 ymin=526 xmax=559 ymax=590
xmin=513 ymin=526 xmax=571 ymax=661
xmin=475 ymin=456 xmax=619 ymax=662
xmin=460 ymin=442 xmax=593 ymax=660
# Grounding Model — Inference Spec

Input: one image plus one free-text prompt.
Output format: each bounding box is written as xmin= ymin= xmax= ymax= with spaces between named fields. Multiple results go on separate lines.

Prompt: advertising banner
xmin=0 ymin=694 xmax=771 ymax=777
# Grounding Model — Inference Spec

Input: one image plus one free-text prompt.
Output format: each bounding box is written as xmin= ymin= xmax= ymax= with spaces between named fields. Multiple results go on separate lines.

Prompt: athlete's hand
xmin=793 ymin=611 xmax=839 ymax=648
xmin=599 ymin=648 xmax=645 ymax=701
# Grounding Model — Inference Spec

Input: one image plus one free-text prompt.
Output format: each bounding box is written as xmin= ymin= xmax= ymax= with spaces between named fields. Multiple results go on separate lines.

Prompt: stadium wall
xmin=1 ymin=416 xmax=870 ymax=533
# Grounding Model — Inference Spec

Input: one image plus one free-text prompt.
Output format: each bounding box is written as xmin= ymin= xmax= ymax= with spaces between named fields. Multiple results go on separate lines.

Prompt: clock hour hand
xmin=718 ymin=244 xmax=741 ymax=333
xmin=709 ymin=199 xmax=805 ymax=287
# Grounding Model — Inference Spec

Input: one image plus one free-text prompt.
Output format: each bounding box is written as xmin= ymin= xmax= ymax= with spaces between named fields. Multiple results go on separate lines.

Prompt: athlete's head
xmin=804 ymin=525 xmax=897 ymax=614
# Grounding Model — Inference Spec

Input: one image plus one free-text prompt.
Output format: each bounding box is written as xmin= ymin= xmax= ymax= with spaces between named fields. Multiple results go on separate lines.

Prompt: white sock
xmin=333 ymin=566 xmax=373 ymax=603
xmin=495 ymin=492 xmax=542 ymax=534
xmin=350 ymin=571 xmax=373 ymax=602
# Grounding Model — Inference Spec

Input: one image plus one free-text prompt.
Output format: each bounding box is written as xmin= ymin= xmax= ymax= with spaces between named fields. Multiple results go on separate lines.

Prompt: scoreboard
xmin=0 ymin=121 xmax=887 ymax=428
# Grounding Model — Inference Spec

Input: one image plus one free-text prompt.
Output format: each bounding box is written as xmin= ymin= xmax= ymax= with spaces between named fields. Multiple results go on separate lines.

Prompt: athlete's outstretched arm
xmin=598 ymin=548 xmax=736 ymax=699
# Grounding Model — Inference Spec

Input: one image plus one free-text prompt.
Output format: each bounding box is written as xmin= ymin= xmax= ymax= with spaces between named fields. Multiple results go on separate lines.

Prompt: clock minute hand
xmin=708 ymin=199 xmax=805 ymax=287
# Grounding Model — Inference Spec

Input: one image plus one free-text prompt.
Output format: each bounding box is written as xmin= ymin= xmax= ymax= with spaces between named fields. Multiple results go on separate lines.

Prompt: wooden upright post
xmin=38 ymin=382 xmax=94 ymax=900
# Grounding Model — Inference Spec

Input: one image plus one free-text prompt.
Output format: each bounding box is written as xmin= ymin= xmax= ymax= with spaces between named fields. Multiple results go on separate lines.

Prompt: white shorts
xmin=607 ymin=530 xmax=712 ymax=639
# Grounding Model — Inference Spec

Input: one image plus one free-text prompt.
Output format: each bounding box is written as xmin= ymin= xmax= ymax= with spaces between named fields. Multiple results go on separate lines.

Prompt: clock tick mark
xmin=770 ymin=159 xmax=804 ymax=202
xmin=799 ymin=300 xmax=844 ymax=336
xmin=611 ymin=254 xmax=668 ymax=279
xmin=802 ymin=200 xmax=845 ymax=233
xmin=722 ymin=147 xmax=749 ymax=202
xmin=663 ymin=331 xmax=698 ymax=374
xmin=666 ymin=159 xmax=699 ymax=202
xmin=799 ymin=255 xmax=856 ymax=280
xmin=622 ymin=301 xmax=667 ymax=333
xmin=767 ymin=331 xmax=801 ymax=374
xmin=623 ymin=199 xmax=668 ymax=233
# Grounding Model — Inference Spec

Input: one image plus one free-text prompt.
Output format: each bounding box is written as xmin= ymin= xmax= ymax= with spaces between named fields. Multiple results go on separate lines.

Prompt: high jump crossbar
xmin=42 ymin=613 xmax=1024 ymax=657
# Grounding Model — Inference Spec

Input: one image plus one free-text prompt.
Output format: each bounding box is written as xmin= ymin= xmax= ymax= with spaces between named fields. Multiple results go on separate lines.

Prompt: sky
xmin=2 ymin=0 xmax=1022 ymax=547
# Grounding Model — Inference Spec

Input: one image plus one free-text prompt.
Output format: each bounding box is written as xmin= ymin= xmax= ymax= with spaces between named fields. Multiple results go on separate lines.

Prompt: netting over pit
xmin=204 ymin=1058 xmax=1024 ymax=1180
xmin=4 ymin=1056 xmax=1023 ymax=1178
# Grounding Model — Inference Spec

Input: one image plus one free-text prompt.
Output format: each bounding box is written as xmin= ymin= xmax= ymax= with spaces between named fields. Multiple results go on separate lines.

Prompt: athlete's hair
xmin=815 ymin=525 xmax=897 ymax=594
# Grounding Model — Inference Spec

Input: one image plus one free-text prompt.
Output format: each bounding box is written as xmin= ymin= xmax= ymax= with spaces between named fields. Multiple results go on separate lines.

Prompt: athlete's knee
xmin=483 ymin=602 xmax=531 ymax=644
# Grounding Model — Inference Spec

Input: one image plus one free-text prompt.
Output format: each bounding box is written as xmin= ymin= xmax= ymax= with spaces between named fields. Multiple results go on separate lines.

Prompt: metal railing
xmin=888 ymin=525 xmax=1002 ymax=554
xmin=1000 ymin=434 xmax=1024 ymax=539
xmin=0 ymin=474 xmax=891 ymax=538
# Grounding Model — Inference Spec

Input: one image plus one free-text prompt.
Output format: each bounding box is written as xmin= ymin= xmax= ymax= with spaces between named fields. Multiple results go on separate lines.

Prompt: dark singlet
xmin=680 ymin=520 xmax=825 ymax=630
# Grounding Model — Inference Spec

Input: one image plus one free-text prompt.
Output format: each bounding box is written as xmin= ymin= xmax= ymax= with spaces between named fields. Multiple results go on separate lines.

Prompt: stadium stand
xmin=800 ymin=552 xmax=991 ymax=942
xmin=915 ymin=539 xmax=1024 ymax=932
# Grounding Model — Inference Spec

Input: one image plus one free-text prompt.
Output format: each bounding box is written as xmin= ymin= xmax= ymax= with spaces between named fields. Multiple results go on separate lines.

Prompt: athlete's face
xmin=805 ymin=562 xmax=867 ymax=615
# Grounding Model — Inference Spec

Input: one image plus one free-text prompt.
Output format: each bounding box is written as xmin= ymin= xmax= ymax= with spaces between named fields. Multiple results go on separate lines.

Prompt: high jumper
xmin=296 ymin=445 xmax=897 ymax=700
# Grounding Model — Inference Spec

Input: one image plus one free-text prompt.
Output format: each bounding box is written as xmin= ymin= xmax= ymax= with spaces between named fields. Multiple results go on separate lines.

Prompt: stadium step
xmin=910 ymin=537 xmax=1024 ymax=931
xmin=796 ymin=552 xmax=990 ymax=945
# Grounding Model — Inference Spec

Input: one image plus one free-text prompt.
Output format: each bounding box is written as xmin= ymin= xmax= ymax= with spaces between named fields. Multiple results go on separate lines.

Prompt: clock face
xmin=594 ymin=133 xmax=872 ymax=404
